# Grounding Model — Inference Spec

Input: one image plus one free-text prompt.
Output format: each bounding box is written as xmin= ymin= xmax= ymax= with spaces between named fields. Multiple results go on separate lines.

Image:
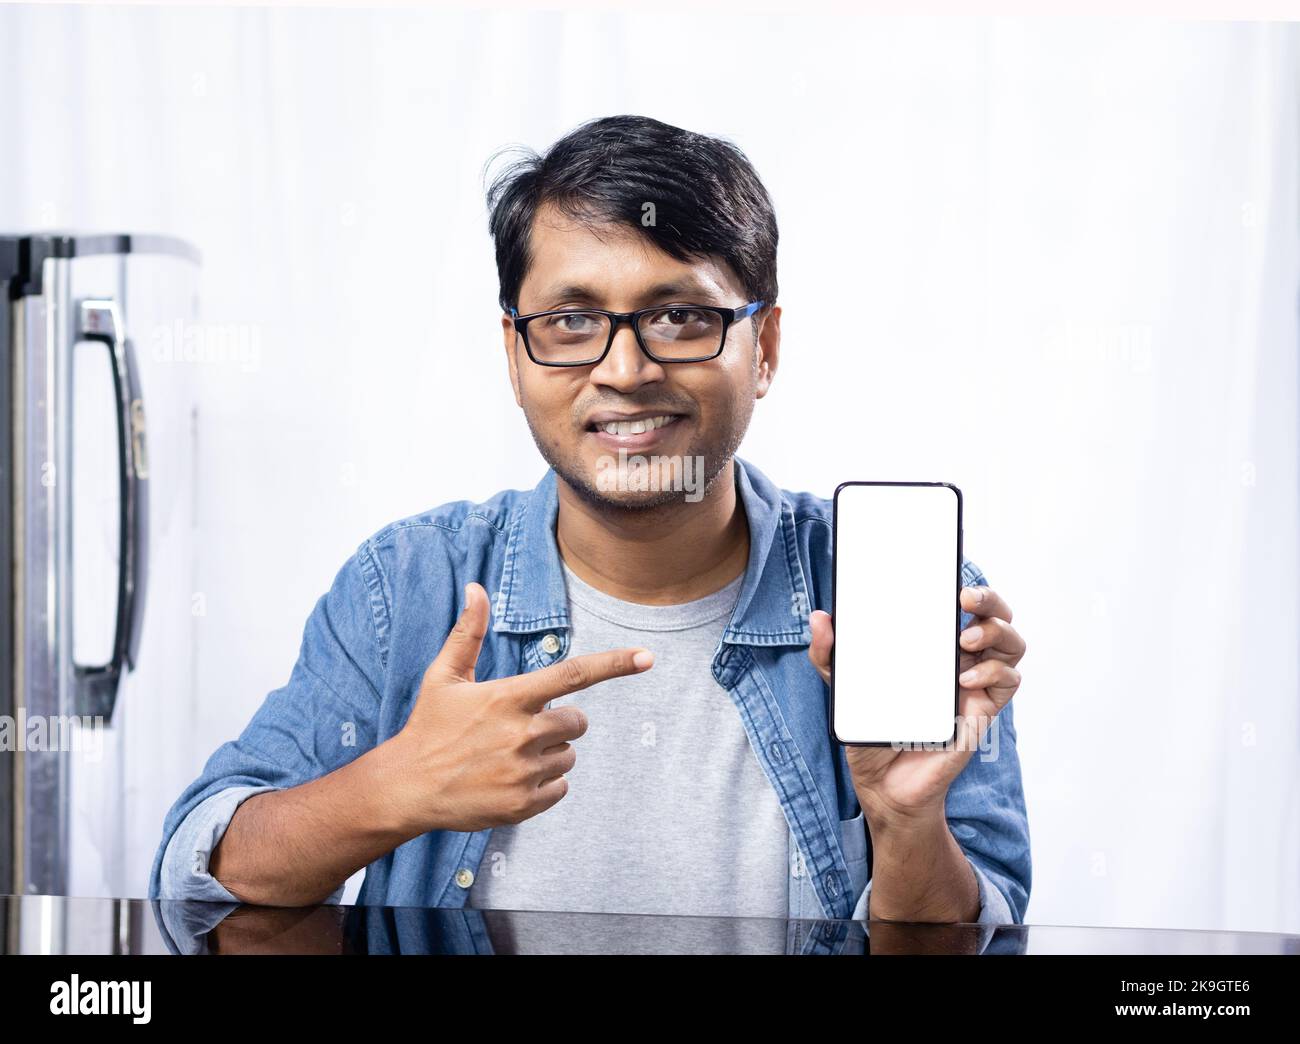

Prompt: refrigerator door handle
xmin=72 ymin=298 xmax=149 ymax=721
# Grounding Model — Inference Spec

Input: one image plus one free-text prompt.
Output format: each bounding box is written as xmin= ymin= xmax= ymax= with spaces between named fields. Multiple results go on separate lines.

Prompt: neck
xmin=554 ymin=460 xmax=750 ymax=605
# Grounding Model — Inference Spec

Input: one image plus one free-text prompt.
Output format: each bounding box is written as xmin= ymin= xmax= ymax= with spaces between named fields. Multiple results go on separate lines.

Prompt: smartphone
xmin=830 ymin=481 xmax=963 ymax=747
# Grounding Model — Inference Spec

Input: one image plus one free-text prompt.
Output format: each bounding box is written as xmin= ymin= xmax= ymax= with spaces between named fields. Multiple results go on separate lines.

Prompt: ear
xmin=502 ymin=312 xmax=523 ymax=407
xmin=753 ymin=304 xmax=781 ymax=399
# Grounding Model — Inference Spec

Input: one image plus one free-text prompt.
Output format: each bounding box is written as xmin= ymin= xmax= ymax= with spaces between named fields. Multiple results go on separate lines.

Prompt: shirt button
xmin=540 ymin=633 xmax=560 ymax=654
xmin=454 ymin=867 xmax=475 ymax=888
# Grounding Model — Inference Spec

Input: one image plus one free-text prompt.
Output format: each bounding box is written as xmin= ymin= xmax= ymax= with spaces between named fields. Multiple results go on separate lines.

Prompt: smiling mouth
xmin=585 ymin=414 xmax=683 ymax=436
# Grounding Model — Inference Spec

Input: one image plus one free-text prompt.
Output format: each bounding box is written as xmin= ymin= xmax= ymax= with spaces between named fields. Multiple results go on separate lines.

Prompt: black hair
xmin=484 ymin=115 xmax=778 ymax=320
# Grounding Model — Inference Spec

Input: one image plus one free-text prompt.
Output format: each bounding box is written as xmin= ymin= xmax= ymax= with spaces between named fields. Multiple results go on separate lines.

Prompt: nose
xmin=588 ymin=320 xmax=665 ymax=392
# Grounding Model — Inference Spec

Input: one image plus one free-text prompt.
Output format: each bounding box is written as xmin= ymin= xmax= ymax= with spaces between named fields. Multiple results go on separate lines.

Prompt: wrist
xmin=857 ymin=789 xmax=947 ymax=838
xmin=359 ymin=732 xmax=428 ymax=839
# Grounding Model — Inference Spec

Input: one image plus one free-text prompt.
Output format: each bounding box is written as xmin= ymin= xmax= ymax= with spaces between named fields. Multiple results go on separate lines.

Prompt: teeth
xmin=600 ymin=415 xmax=676 ymax=435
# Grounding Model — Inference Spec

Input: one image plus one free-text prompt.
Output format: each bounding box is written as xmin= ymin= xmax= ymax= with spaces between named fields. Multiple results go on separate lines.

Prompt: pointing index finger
xmin=510 ymin=647 xmax=654 ymax=713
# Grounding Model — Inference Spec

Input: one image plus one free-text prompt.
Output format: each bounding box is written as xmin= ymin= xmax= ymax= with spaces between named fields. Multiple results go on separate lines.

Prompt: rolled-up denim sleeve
xmin=148 ymin=539 xmax=388 ymax=901
xmin=158 ymin=783 xmax=350 ymax=903
xmin=852 ymin=846 xmax=1014 ymax=924
xmin=154 ymin=784 xmax=346 ymax=953
xmin=158 ymin=784 xmax=280 ymax=902
xmin=851 ymin=561 xmax=1032 ymax=930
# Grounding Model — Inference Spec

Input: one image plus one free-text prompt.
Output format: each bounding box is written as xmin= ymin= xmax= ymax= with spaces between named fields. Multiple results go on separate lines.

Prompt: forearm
xmin=861 ymin=801 xmax=980 ymax=923
xmin=210 ymin=737 xmax=417 ymax=907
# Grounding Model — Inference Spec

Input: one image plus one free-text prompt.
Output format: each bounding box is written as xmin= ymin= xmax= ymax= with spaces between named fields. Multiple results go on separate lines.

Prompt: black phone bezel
xmin=828 ymin=480 xmax=964 ymax=748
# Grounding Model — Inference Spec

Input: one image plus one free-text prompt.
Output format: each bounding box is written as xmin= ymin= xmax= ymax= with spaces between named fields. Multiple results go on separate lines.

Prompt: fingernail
xmin=633 ymin=650 xmax=654 ymax=669
xmin=976 ymin=588 xmax=986 ymax=606
xmin=959 ymin=668 xmax=978 ymax=685
xmin=962 ymin=626 xmax=981 ymax=645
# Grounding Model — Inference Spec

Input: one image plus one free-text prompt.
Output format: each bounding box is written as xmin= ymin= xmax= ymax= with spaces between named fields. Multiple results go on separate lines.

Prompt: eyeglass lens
xmin=527 ymin=307 xmax=725 ymax=364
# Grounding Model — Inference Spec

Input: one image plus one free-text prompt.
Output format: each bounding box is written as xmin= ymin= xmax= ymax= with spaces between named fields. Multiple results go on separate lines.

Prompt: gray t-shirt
xmin=467 ymin=560 xmax=792 ymax=944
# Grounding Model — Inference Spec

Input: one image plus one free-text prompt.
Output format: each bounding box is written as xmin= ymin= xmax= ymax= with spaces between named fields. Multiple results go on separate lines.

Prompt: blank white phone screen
xmin=832 ymin=483 xmax=960 ymax=745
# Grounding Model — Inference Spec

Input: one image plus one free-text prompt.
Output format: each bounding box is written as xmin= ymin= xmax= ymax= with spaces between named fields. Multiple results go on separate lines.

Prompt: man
xmin=150 ymin=115 xmax=1030 ymax=941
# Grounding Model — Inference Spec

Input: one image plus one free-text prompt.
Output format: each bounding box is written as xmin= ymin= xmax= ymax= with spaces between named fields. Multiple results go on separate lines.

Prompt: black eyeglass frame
xmin=508 ymin=300 xmax=766 ymax=366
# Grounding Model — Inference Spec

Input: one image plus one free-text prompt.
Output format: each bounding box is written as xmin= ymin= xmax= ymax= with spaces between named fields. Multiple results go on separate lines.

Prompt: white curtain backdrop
xmin=1 ymin=6 xmax=1295 ymax=934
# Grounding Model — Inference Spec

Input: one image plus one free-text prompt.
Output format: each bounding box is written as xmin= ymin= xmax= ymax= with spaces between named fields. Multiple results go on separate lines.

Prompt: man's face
xmin=501 ymin=201 xmax=781 ymax=512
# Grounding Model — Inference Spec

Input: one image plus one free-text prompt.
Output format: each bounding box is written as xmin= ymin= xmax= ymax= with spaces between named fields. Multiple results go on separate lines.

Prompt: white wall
xmin=2 ymin=6 xmax=1296 ymax=933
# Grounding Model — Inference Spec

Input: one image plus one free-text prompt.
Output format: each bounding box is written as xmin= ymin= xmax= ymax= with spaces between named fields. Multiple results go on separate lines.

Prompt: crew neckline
xmin=560 ymin=560 xmax=745 ymax=632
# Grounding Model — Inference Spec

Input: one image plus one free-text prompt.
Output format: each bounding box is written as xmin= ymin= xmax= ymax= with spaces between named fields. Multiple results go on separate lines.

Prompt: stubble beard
xmin=524 ymin=410 xmax=750 ymax=518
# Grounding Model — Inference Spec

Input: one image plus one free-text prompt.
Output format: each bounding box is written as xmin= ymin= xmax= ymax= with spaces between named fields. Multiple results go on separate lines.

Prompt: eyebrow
xmin=537 ymin=280 xmax=722 ymax=309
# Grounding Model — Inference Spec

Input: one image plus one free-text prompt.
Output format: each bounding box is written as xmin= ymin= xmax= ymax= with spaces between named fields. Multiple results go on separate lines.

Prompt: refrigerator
xmin=1 ymin=233 xmax=201 ymax=949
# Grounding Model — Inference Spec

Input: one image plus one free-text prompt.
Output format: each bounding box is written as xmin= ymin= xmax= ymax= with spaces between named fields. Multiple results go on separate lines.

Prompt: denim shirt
xmin=149 ymin=455 xmax=1031 ymax=931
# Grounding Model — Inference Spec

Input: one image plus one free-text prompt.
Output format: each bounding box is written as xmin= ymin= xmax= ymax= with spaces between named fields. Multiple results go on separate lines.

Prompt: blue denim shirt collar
xmin=490 ymin=454 xmax=814 ymax=647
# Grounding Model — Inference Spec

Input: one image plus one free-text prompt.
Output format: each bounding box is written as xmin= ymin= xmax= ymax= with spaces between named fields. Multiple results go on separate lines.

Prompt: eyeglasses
xmin=509 ymin=301 xmax=765 ymax=366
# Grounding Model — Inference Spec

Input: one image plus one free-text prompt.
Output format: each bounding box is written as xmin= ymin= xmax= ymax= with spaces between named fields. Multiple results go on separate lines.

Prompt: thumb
xmin=424 ymin=582 xmax=489 ymax=686
xmin=807 ymin=609 xmax=833 ymax=686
